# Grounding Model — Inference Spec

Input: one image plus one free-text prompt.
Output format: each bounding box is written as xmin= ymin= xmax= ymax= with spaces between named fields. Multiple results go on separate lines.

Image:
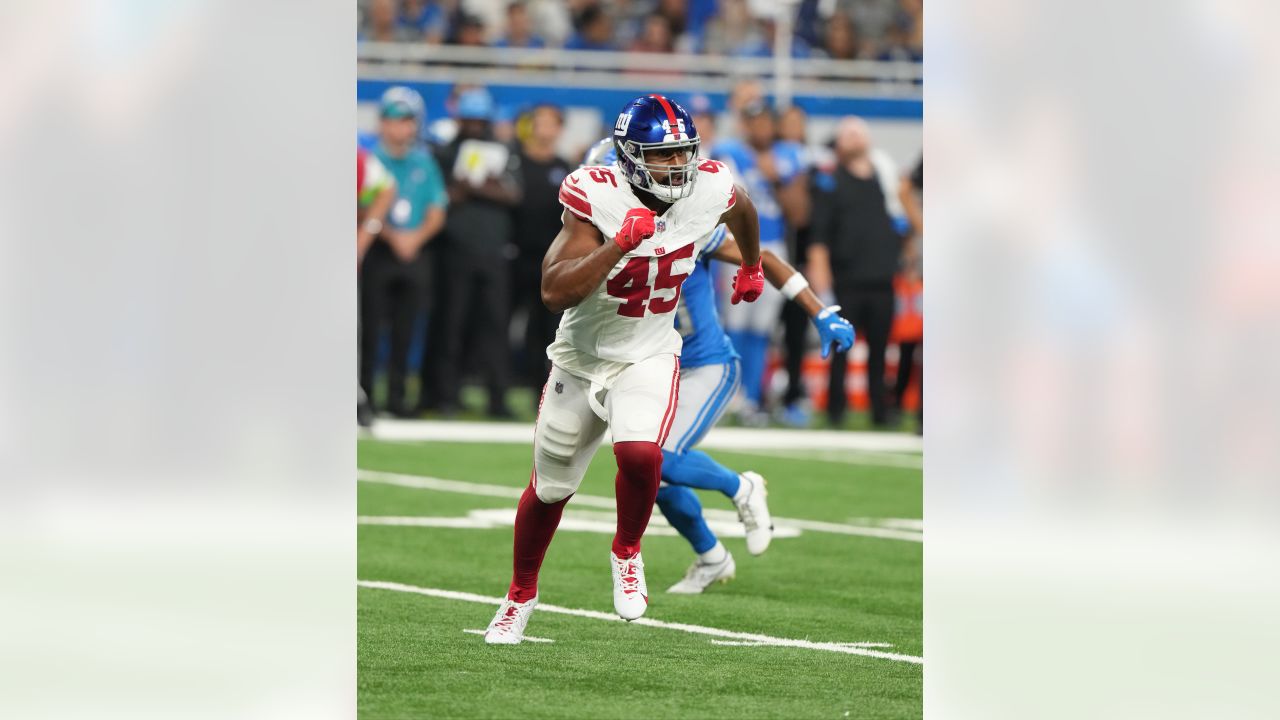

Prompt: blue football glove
xmin=813 ymin=305 xmax=855 ymax=359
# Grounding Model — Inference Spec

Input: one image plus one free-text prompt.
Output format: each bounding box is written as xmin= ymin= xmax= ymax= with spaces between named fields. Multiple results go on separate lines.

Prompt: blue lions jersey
xmin=674 ymin=225 xmax=739 ymax=368
xmin=711 ymin=139 xmax=805 ymax=246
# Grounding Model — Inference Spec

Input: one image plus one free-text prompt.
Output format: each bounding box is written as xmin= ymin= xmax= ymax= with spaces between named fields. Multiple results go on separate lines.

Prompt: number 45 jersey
xmin=549 ymin=158 xmax=737 ymax=384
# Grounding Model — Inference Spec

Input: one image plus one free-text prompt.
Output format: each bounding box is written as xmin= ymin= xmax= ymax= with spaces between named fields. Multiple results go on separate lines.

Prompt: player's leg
xmin=486 ymin=366 xmax=606 ymax=644
xmin=386 ymin=266 xmax=421 ymax=416
xmin=603 ymin=352 xmax=679 ymax=619
xmin=660 ymin=359 xmax=773 ymax=555
xmin=660 ymin=362 xmax=742 ymax=498
xmin=827 ymin=284 xmax=857 ymax=426
xmin=863 ymin=287 xmax=895 ymax=427
xmin=656 ymin=484 xmax=736 ymax=594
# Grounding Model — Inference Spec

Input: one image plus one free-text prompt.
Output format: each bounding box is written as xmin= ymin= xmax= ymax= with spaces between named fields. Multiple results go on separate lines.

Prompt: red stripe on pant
xmin=657 ymin=357 xmax=681 ymax=446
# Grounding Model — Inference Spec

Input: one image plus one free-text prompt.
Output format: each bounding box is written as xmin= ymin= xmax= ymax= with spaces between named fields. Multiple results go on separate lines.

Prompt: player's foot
xmin=483 ymin=594 xmax=538 ymax=645
xmin=666 ymin=550 xmax=736 ymax=594
xmin=610 ymin=551 xmax=649 ymax=620
xmin=733 ymin=471 xmax=773 ymax=556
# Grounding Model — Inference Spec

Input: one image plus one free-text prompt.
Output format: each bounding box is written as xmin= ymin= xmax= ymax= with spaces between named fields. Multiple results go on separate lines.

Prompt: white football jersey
xmin=548 ymin=158 xmax=737 ymax=383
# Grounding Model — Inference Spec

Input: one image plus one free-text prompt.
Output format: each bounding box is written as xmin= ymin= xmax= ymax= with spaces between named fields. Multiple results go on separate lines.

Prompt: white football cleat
xmin=734 ymin=472 xmax=773 ymax=556
xmin=666 ymin=550 xmax=736 ymax=594
xmin=610 ymin=551 xmax=649 ymax=620
xmin=483 ymin=594 xmax=538 ymax=645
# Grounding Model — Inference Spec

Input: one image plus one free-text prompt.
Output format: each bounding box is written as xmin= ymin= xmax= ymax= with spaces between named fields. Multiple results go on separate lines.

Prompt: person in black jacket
xmin=810 ymin=117 xmax=905 ymax=427
xmin=511 ymin=105 xmax=571 ymax=406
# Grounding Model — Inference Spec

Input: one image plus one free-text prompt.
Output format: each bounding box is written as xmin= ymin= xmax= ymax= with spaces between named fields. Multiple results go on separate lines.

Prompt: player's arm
xmin=541 ymin=208 xmax=655 ymax=312
xmin=717 ymin=183 xmax=764 ymax=304
xmin=711 ymin=233 xmax=855 ymax=358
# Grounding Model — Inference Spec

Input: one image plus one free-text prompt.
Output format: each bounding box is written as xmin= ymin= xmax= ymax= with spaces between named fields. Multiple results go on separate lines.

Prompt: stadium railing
xmin=357 ymin=42 xmax=923 ymax=100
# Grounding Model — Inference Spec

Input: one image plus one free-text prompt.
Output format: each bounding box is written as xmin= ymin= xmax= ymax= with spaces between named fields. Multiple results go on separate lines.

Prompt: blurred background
xmin=355 ymin=0 xmax=924 ymax=433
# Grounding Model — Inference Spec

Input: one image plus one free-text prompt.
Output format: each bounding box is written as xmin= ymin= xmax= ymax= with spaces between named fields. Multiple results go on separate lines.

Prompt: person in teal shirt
xmin=360 ymin=86 xmax=448 ymax=417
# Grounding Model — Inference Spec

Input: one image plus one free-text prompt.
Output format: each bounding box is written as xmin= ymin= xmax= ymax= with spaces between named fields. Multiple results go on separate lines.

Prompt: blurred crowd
xmin=358 ymin=0 xmax=923 ymax=62
xmin=356 ymin=81 xmax=922 ymax=430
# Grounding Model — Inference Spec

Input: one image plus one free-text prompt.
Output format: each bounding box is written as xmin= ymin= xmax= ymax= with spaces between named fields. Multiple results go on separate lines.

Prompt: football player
xmin=713 ymin=100 xmax=811 ymax=424
xmin=582 ymin=138 xmax=856 ymax=594
xmin=484 ymin=95 xmax=764 ymax=644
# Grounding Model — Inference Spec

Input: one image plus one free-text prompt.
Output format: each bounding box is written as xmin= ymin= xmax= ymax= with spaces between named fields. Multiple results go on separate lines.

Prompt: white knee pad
xmin=534 ymin=407 xmax=588 ymax=503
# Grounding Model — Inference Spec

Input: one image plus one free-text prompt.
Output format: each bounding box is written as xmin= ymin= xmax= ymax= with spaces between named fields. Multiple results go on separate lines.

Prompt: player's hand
xmin=813 ymin=305 xmax=855 ymax=359
xmin=614 ymin=207 xmax=658 ymax=252
xmin=730 ymin=262 xmax=765 ymax=304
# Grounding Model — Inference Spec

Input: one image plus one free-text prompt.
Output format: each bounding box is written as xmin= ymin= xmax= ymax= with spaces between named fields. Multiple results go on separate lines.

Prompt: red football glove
xmin=614 ymin=207 xmax=658 ymax=252
xmin=731 ymin=262 xmax=765 ymax=304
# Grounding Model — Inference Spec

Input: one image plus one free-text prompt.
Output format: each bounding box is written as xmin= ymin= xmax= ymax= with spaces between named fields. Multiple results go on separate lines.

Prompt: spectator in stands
xmin=779 ymin=105 xmax=809 ymax=145
xmin=451 ymin=13 xmax=487 ymax=46
xmin=810 ymin=117 xmax=904 ymax=428
xmin=511 ymin=105 xmax=570 ymax=407
xmin=822 ymin=11 xmax=861 ymax=61
xmin=564 ymin=4 xmax=616 ymax=51
xmin=496 ymin=2 xmax=546 ymax=48
xmin=654 ymin=0 xmax=691 ymax=51
xmin=361 ymin=0 xmax=420 ymax=42
xmin=630 ymin=14 xmax=675 ymax=54
xmin=429 ymin=89 xmax=522 ymax=418
xmin=701 ymin=0 xmax=765 ymax=56
xmin=402 ymin=0 xmax=454 ymax=44
xmin=361 ymin=87 xmax=448 ymax=417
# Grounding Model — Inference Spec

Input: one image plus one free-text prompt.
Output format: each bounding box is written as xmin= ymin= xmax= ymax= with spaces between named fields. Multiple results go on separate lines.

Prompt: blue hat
xmin=380 ymin=86 xmax=425 ymax=120
xmin=457 ymin=89 xmax=495 ymax=121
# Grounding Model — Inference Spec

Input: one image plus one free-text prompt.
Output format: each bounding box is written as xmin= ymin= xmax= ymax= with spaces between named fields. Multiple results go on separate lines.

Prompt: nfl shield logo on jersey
xmin=655 ymin=219 xmax=666 ymax=233
xmin=554 ymin=381 xmax=564 ymax=394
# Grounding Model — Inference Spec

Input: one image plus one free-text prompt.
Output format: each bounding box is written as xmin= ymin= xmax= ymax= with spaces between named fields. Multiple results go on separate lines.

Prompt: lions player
xmin=713 ymin=100 xmax=811 ymax=423
xmin=582 ymin=138 xmax=855 ymax=594
xmin=484 ymin=95 xmax=764 ymax=644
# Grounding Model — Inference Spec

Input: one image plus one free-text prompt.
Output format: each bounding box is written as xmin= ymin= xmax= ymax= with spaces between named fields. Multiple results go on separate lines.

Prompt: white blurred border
xmin=926 ymin=1 xmax=1280 ymax=717
xmin=0 ymin=2 xmax=354 ymax=716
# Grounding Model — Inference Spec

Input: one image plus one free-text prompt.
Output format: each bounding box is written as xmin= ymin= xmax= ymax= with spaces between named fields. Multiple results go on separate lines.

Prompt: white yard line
xmin=367 ymin=419 xmax=923 ymax=455
xmin=357 ymin=469 xmax=923 ymax=543
xmin=724 ymin=447 xmax=924 ymax=471
xmin=358 ymin=579 xmax=922 ymax=665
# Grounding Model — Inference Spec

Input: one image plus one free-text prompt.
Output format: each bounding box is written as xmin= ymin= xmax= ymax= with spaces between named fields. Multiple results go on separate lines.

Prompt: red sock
xmin=611 ymin=441 xmax=663 ymax=558
xmin=507 ymin=477 xmax=570 ymax=603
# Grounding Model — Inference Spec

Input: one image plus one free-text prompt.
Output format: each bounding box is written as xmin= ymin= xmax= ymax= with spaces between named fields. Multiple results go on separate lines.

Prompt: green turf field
xmin=358 ymin=437 xmax=922 ymax=719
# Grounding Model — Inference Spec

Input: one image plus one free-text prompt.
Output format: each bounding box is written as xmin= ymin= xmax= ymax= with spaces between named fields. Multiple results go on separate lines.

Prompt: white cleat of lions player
xmin=610 ymin=551 xmax=649 ymax=620
xmin=733 ymin=471 xmax=773 ymax=555
xmin=666 ymin=549 xmax=737 ymax=594
xmin=483 ymin=595 xmax=538 ymax=645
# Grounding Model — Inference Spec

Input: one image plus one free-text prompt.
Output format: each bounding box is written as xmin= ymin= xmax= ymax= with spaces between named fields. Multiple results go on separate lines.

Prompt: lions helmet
xmin=612 ymin=94 xmax=700 ymax=203
xmin=581 ymin=138 xmax=617 ymax=168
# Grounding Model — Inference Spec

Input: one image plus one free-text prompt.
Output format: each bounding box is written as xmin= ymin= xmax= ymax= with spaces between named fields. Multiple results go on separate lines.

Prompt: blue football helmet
xmin=581 ymin=138 xmax=617 ymax=168
xmin=612 ymin=94 xmax=700 ymax=203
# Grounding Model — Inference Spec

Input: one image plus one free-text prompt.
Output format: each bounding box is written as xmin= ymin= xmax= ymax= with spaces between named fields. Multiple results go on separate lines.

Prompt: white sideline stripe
xmin=710 ymin=640 xmax=892 ymax=649
xmin=358 ymin=579 xmax=923 ymax=665
xmin=727 ymin=448 xmax=924 ymax=470
xmin=463 ymin=629 xmax=554 ymax=643
xmin=358 ymin=511 xmax=804 ymax=540
xmin=368 ymin=419 xmax=923 ymax=454
xmin=357 ymin=469 xmax=923 ymax=543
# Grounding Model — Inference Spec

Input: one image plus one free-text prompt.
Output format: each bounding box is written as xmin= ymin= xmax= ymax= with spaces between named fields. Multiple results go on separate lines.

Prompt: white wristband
xmin=779 ymin=273 xmax=810 ymax=300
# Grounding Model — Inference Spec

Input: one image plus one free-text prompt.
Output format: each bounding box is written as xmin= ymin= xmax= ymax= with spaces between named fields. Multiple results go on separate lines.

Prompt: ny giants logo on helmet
xmin=614 ymin=113 xmax=632 ymax=136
